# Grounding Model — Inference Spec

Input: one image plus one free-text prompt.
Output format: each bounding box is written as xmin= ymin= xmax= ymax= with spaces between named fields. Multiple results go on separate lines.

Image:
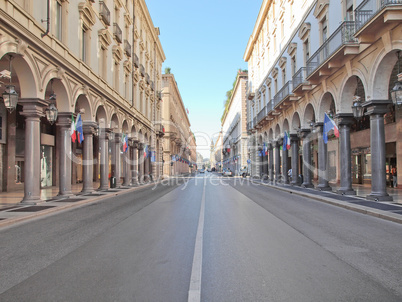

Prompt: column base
xmin=316 ymin=185 xmax=332 ymax=191
xmin=290 ymin=181 xmax=301 ymax=186
xmin=81 ymin=188 xmax=94 ymax=194
xmin=337 ymin=189 xmax=356 ymax=195
xmin=56 ymin=192 xmax=74 ymax=198
xmin=366 ymin=193 xmax=393 ymax=202
xmin=20 ymin=198 xmax=42 ymax=205
xmin=301 ymin=183 xmax=314 ymax=188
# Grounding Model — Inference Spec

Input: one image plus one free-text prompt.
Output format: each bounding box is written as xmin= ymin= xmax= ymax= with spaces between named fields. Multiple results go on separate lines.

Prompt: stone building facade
xmin=161 ymin=73 xmax=195 ymax=176
xmin=221 ymin=71 xmax=248 ymax=175
xmin=245 ymin=0 xmax=402 ymax=200
xmin=0 ymin=0 xmax=165 ymax=203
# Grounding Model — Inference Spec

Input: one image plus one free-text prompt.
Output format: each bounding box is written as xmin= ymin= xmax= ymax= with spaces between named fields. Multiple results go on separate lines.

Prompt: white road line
xmin=188 ymin=176 xmax=206 ymax=302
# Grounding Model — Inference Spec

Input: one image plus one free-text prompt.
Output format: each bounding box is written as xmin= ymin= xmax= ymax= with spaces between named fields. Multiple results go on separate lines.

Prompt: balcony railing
xmin=113 ymin=23 xmax=122 ymax=43
xmin=140 ymin=64 xmax=145 ymax=77
xmin=306 ymin=21 xmax=357 ymax=78
xmin=150 ymin=81 xmax=154 ymax=91
xmin=257 ymin=106 xmax=267 ymax=124
xmin=99 ymin=1 xmax=111 ymax=26
xmin=134 ymin=54 xmax=139 ymax=68
xmin=247 ymin=121 xmax=253 ymax=131
xmin=124 ymin=40 xmax=131 ymax=57
xmin=355 ymin=0 xmax=402 ymax=32
xmin=273 ymin=81 xmax=292 ymax=107
xmin=253 ymin=117 xmax=256 ymax=127
xmin=292 ymin=67 xmax=307 ymax=90
xmin=145 ymin=73 xmax=150 ymax=84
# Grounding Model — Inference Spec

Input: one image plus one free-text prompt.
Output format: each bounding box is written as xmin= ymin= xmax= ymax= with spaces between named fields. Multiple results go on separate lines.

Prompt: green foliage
xmin=221 ymin=69 xmax=248 ymax=123
xmin=165 ymin=67 xmax=171 ymax=74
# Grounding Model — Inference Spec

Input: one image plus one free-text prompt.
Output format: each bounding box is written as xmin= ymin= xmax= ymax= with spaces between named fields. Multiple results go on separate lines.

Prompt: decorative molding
xmin=287 ymin=42 xmax=297 ymax=57
xmin=112 ymin=45 xmax=123 ymax=62
xmin=279 ymin=57 xmax=287 ymax=69
xmin=78 ymin=2 xmax=96 ymax=29
xmin=313 ymin=0 xmax=329 ymax=20
xmin=98 ymin=29 xmax=112 ymax=48
xmin=298 ymin=23 xmax=311 ymax=42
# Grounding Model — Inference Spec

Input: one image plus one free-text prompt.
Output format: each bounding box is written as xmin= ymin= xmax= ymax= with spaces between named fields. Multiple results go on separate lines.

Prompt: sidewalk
xmin=0 ymin=181 xmax=157 ymax=228
xmin=251 ymin=178 xmax=402 ymax=225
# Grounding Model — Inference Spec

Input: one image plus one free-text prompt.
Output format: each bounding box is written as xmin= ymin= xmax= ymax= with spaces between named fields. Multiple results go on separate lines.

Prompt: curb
xmin=251 ymin=180 xmax=402 ymax=225
xmin=0 ymin=181 xmax=159 ymax=229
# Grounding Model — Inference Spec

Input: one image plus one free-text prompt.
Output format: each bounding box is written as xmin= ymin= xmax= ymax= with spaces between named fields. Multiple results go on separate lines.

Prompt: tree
xmin=164 ymin=67 xmax=171 ymax=74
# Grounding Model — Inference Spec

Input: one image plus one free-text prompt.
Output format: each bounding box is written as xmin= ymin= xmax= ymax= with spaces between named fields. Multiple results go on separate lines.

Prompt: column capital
xmin=336 ymin=113 xmax=355 ymax=126
xmin=298 ymin=128 xmax=311 ymax=139
xmin=56 ymin=112 xmax=75 ymax=127
xmin=19 ymin=98 xmax=48 ymax=118
xmin=289 ymin=132 xmax=300 ymax=142
xmin=82 ymin=121 xmax=98 ymax=135
xmin=314 ymin=122 xmax=324 ymax=130
xmin=363 ymin=99 xmax=393 ymax=116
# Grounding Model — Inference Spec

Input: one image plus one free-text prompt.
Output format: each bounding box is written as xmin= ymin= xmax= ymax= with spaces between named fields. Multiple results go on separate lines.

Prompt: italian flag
xmin=71 ymin=114 xmax=76 ymax=143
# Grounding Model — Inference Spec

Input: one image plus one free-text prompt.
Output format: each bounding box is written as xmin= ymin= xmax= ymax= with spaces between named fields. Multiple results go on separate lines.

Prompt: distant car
xmin=239 ymin=166 xmax=249 ymax=178
xmin=199 ymin=169 xmax=205 ymax=173
xmin=223 ymin=169 xmax=232 ymax=177
xmin=207 ymin=168 xmax=211 ymax=172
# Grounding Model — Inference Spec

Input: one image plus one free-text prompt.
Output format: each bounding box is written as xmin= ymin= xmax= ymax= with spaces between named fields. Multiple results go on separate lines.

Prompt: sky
xmin=146 ymin=1 xmax=263 ymax=159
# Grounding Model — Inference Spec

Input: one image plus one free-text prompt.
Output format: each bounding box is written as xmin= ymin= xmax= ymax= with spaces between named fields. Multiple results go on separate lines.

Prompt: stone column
xmin=144 ymin=145 xmax=150 ymax=182
xmin=114 ymin=133 xmax=122 ymax=187
xmin=130 ymin=139 xmax=139 ymax=185
xmin=56 ymin=113 xmax=74 ymax=197
xmin=20 ymin=99 xmax=47 ymax=204
xmin=123 ymin=136 xmax=131 ymax=187
xmin=268 ymin=142 xmax=274 ymax=183
xmin=300 ymin=128 xmax=314 ymax=188
xmin=98 ymin=127 xmax=111 ymax=191
xmin=336 ymin=114 xmax=356 ymax=195
xmin=138 ymin=143 xmax=144 ymax=183
xmin=363 ymin=100 xmax=393 ymax=201
xmin=81 ymin=121 xmax=97 ymax=194
xmin=290 ymin=133 xmax=300 ymax=186
xmin=281 ymin=138 xmax=289 ymax=184
xmin=274 ymin=139 xmax=281 ymax=184
xmin=315 ymin=122 xmax=332 ymax=191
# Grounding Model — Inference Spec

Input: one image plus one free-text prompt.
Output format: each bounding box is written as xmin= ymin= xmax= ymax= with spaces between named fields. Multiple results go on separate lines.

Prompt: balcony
xmin=247 ymin=121 xmax=253 ymax=131
xmin=355 ymin=0 xmax=402 ymax=40
xmin=145 ymin=73 xmax=150 ymax=84
xmin=124 ymin=40 xmax=131 ymax=57
xmin=157 ymin=124 xmax=165 ymax=137
xmin=150 ymin=81 xmax=154 ymax=91
xmin=140 ymin=64 xmax=145 ymax=77
xmin=306 ymin=21 xmax=358 ymax=82
xmin=292 ymin=67 xmax=313 ymax=95
xmin=257 ymin=106 xmax=267 ymax=124
xmin=133 ymin=54 xmax=139 ymax=68
xmin=99 ymin=1 xmax=111 ymax=26
xmin=113 ymin=23 xmax=122 ymax=43
xmin=273 ymin=81 xmax=295 ymax=112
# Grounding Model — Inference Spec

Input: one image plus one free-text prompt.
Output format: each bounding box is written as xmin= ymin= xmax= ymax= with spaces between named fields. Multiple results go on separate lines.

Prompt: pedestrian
xmin=288 ymin=168 xmax=292 ymax=181
xmin=393 ymin=168 xmax=397 ymax=188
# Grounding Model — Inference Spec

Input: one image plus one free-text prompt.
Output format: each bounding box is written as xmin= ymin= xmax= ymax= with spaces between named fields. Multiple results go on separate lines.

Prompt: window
xmin=114 ymin=61 xmax=120 ymax=91
xmin=81 ymin=28 xmax=87 ymax=63
xmin=282 ymin=68 xmax=286 ymax=85
xmin=99 ymin=46 xmax=107 ymax=79
xmin=291 ymin=56 xmax=296 ymax=76
xmin=55 ymin=0 xmax=62 ymax=41
xmin=304 ymin=38 xmax=310 ymax=65
xmin=346 ymin=0 xmax=354 ymax=21
xmin=322 ymin=18 xmax=328 ymax=44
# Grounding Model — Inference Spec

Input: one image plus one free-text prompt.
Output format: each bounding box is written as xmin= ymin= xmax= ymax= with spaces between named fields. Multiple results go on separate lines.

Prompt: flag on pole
xmin=76 ymin=113 xmax=84 ymax=144
xmin=122 ymin=134 xmax=128 ymax=152
xmin=70 ymin=114 xmax=76 ymax=143
xmin=283 ymin=131 xmax=291 ymax=150
xmin=144 ymin=145 xmax=148 ymax=158
xmin=323 ymin=113 xmax=339 ymax=144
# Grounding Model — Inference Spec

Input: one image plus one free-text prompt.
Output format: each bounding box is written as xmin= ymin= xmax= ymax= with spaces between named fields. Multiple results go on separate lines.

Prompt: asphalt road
xmin=0 ymin=173 xmax=401 ymax=301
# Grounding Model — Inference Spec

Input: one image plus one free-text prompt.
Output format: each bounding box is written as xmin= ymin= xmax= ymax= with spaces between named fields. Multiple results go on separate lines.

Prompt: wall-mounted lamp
xmin=2 ymin=55 xmax=18 ymax=113
xmin=45 ymin=79 xmax=58 ymax=124
xmin=390 ymin=51 xmax=402 ymax=108
xmin=351 ymin=95 xmax=364 ymax=120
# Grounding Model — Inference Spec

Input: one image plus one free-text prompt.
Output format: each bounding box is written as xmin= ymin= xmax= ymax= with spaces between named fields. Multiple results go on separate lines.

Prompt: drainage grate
xmin=8 ymin=206 xmax=56 ymax=212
